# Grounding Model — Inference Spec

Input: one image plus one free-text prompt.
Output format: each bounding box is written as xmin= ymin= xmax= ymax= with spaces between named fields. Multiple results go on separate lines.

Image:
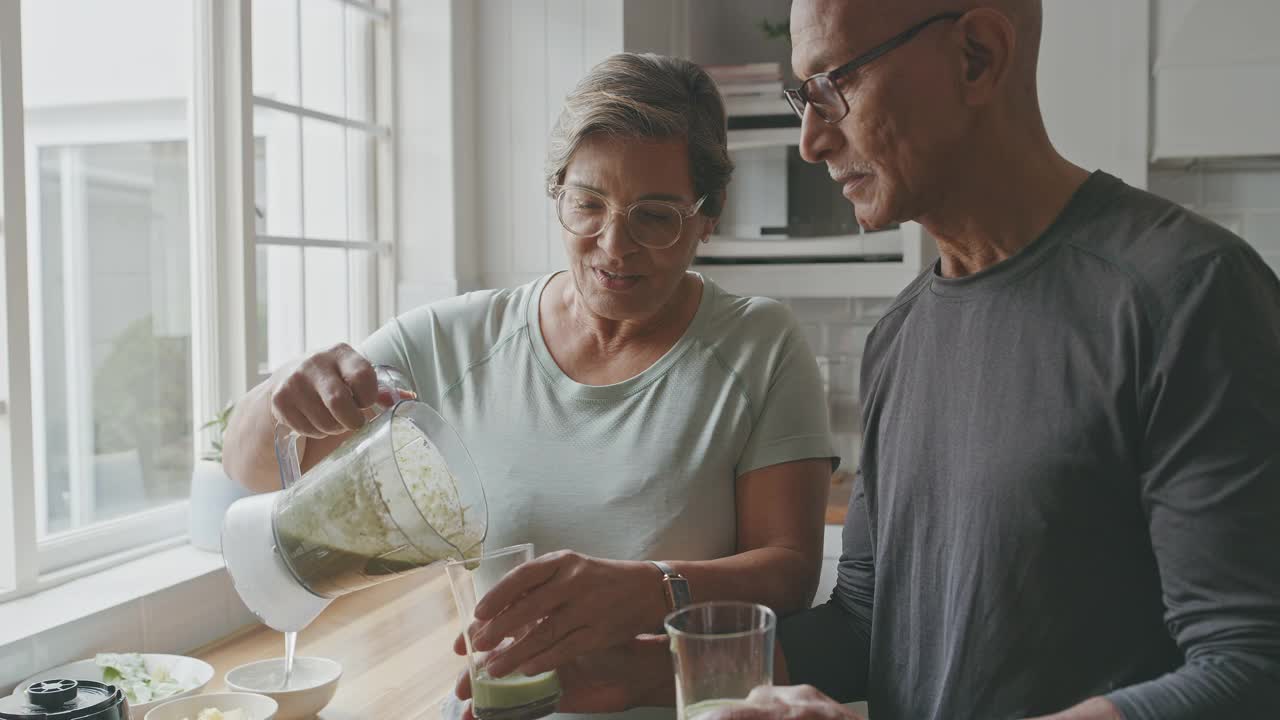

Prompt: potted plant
xmin=759 ymin=18 xmax=790 ymax=42
xmin=189 ymin=401 xmax=253 ymax=552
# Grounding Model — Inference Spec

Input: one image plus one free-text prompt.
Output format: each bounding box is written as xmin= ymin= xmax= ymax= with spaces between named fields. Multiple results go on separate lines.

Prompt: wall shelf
xmin=695 ymin=261 xmax=922 ymax=299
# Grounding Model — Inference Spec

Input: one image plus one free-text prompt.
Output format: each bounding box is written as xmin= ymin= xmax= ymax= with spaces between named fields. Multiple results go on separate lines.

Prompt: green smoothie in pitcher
xmin=274 ymin=415 xmax=483 ymax=596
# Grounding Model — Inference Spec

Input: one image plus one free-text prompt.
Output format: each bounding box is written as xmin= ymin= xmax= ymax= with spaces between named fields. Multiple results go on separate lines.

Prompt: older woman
xmin=223 ymin=53 xmax=834 ymax=718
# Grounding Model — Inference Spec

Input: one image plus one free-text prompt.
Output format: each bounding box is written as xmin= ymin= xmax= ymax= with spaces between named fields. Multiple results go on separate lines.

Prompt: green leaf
xmin=759 ymin=18 xmax=791 ymax=41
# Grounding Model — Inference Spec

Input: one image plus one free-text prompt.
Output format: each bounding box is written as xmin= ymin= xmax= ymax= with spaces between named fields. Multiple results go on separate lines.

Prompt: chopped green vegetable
xmin=94 ymin=653 xmax=191 ymax=705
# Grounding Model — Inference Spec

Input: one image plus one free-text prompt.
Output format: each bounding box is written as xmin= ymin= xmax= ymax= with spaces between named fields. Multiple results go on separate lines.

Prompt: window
xmin=21 ymin=0 xmax=195 ymax=572
xmin=251 ymin=0 xmax=392 ymax=375
xmin=0 ymin=0 xmax=395 ymax=600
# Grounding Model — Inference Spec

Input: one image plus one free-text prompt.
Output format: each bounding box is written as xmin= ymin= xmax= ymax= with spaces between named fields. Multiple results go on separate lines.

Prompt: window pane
xmin=254 ymin=106 xmax=302 ymax=238
xmin=257 ymin=244 xmax=304 ymax=374
xmin=345 ymin=6 xmax=375 ymax=123
xmin=22 ymin=0 xmax=194 ymax=536
xmin=300 ymin=0 xmax=345 ymax=118
xmin=301 ymin=117 xmax=346 ymax=240
xmin=252 ymin=0 xmax=300 ymax=106
xmin=346 ymin=128 xmax=374 ymax=244
xmin=34 ymin=144 xmax=193 ymax=534
xmin=347 ymin=247 xmax=377 ymax=342
xmin=303 ymin=246 xmax=348 ymax=352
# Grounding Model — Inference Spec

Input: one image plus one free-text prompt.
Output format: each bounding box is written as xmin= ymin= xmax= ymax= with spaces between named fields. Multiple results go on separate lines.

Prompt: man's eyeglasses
xmin=549 ymin=185 xmax=708 ymax=250
xmin=784 ymin=12 xmax=963 ymax=124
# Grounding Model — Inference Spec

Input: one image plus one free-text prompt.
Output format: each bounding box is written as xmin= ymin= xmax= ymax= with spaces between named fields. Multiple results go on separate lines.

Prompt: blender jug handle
xmin=271 ymin=364 xmax=417 ymax=489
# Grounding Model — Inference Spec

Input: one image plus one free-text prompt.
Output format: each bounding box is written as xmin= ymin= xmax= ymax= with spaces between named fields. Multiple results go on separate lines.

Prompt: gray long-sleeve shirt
xmin=779 ymin=172 xmax=1280 ymax=719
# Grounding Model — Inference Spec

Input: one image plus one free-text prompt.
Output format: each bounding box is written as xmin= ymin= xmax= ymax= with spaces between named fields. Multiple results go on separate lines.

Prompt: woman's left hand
xmin=457 ymin=551 xmax=668 ymax=678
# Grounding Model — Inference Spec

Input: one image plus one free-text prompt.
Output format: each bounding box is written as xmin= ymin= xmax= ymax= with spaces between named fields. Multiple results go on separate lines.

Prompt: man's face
xmin=791 ymin=0 xmax=967 ymax=229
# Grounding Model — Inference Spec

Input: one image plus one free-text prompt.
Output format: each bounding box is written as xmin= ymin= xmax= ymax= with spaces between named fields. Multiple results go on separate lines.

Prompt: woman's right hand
xmin=269 ymin=343 xmax=390 ymax=439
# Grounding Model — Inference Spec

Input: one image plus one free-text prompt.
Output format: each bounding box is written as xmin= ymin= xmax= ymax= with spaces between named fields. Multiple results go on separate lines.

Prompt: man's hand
xmin=701 ymin=686 xmax=866 ymax=720
xmin=453 ymin=634 xmax=673 ymax=720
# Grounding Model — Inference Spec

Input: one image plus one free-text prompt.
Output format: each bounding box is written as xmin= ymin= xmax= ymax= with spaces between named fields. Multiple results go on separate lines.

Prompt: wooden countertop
xmin=826 ymin=469 xmax=855 ymax=525
xmin=194 ymin=568 xmax=465 ymax=718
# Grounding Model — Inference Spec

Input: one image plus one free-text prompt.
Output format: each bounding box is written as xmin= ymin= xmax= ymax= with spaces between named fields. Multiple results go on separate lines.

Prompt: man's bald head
xmin=791 ymin=0 xmax=1042 ymax=89
xmin=786 ymin=0 xmax=1052 ymax=230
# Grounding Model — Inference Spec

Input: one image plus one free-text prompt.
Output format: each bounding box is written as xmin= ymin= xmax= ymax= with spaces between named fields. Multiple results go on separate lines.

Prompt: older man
xmin=722 ymin=1 xmax=1280 ymax=719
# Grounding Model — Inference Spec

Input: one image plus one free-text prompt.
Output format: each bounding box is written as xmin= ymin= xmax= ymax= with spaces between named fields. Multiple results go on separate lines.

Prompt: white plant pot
xmin=189 ymin=459 xmax=254 ymax=552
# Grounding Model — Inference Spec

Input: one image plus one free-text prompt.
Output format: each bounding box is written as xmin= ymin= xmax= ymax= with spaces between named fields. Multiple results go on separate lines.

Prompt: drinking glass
xmin=447 ymin=544 xmax=561 ymax=720
xmin=665 ymin=602 xmax=776 ymax=719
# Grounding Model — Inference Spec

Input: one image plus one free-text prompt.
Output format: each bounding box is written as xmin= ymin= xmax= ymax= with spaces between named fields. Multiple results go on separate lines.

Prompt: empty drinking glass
xmin=665 ymin=602 xmax=777 ymax=719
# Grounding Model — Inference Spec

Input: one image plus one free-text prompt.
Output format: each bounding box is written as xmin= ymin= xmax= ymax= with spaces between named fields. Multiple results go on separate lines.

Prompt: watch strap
xmin=650 ymin=560 xmax=693 ymax=611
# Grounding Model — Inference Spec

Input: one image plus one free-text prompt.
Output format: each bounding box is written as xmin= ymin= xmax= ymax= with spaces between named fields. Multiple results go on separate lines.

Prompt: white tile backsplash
xmin=141 ymin=570 xmax=232 ymax=656
xmin=783 ymin=295 xmax=890 ymax=469
xmin=1245 ymin=211 xmax=1280 ymax=257
xmin=1202 ymin=168 xmax=1280 ymax=210
xmin=786 ymin=298 xmax=857 ymax=322
xmin=0 ymin=638 xmax=38 ymax=693
xmin=31 ymin=600 xmax=144 ymax=675
xmin=854 ymin=297 xmax=895 ymax=321
xmin=1151 ymin=164 xmax=1280 ymax=278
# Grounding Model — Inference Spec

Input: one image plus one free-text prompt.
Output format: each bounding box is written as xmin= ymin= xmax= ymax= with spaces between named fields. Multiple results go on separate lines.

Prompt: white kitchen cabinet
xmin=1038 ymin=0 xmax=1151 ymax=189
xmin=1150 ymin=0 xmax=1280 ymax=160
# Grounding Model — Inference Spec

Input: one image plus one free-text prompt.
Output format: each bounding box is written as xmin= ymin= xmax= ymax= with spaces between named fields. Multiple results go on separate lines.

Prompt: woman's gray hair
xmin=546 ymin=53 xmax=734 ymax=217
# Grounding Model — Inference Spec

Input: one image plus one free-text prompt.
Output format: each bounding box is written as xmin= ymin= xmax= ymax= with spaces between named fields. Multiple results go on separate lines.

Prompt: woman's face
xmin=559 ymin=134 xmax=716 ymax=324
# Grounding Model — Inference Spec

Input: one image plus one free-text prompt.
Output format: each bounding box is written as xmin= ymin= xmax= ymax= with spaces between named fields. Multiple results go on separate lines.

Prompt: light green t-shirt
xmin=362 ymin=272 xmax=834 ymax=718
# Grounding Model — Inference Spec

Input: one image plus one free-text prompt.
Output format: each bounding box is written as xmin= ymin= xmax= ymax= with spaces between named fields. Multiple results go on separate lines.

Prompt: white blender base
xmin=222 ymin=492 xmax=331 ymax=632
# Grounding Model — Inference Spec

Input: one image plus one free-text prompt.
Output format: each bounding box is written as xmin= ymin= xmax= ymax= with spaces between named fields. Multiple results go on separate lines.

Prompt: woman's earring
xmin=700 ymin=235 xmax=712 ymax=244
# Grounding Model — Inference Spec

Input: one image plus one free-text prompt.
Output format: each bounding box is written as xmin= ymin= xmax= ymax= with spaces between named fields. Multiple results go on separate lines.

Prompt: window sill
xmin=0 ymin=543 xmax=259 ymax=694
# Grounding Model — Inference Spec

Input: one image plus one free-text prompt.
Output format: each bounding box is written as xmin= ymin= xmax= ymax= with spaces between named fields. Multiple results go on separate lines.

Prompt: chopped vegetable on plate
xmin=94 ymin=653 xmax=190 ymax=704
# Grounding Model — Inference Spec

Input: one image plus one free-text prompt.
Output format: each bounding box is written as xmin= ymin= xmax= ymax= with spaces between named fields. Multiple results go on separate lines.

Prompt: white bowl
xmin=145 ymin=691 xmax=278 ymax=720
xmin=224 ymin=657 xmax=341 ymax=720
xmin=15 ymin=654 xmax=214 ymax=719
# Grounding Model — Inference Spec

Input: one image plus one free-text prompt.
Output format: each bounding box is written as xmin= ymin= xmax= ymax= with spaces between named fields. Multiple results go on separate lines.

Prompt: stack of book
xmin=704 ymin=62 xmax=783 ymax=98
xmin=704 ymin=62 xmax=789 ymax=118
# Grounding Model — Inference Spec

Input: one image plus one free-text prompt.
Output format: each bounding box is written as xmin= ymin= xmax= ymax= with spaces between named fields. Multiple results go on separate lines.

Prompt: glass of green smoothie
xmin=664 ymin=602 xmax=777 ymax=720
xmin=447 ymin=544 xmax=561 ymax=720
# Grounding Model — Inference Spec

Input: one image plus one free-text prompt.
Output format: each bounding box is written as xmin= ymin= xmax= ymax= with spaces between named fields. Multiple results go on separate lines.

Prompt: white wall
xmin=1038 ymin=0 xmax=1150 ymax=189
xmin=470 ymin=0 xmax=625 ymax=291
xmin=393 ymin=0 xmax=478 ymax=308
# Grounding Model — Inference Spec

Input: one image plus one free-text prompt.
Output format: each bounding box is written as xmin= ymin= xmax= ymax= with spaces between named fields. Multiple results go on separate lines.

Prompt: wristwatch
xmin=650 ymin=560 xmax=693 ymax=612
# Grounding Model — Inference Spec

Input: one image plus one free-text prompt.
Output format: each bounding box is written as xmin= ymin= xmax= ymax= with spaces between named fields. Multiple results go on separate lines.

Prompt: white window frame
xmin=24 ymin=105 xmax=194 ymax=574
xmin=0 ymin=0 xmax=397 ymax=603
xmin=1 ymin=0 xmax=40 ymax=601
xmin=250 ymin=0 xmax=396 ymax=382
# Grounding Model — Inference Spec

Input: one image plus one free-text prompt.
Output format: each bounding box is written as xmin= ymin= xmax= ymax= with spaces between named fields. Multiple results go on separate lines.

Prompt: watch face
xmin=668 ymin=578 xmax=693 ymax=609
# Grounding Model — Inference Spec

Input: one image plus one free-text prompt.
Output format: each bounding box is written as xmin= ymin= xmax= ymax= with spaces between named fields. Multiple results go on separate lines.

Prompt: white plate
xmin=15 ymin=654 xmax=214 ymax=719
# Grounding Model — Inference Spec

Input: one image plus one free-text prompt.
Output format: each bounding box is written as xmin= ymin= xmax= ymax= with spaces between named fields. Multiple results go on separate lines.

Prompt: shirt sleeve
xmin=735 ymin=317 xmax=837 ymax=476
xmin=778 ymin=473 xmax=874 ymax=702
xmin=1106 ymin=248 xmax=1280 ymax=719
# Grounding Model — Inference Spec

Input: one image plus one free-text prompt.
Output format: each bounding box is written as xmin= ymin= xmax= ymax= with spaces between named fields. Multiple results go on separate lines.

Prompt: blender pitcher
xmin=222 ymin=365 xmax=488 ymax=632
